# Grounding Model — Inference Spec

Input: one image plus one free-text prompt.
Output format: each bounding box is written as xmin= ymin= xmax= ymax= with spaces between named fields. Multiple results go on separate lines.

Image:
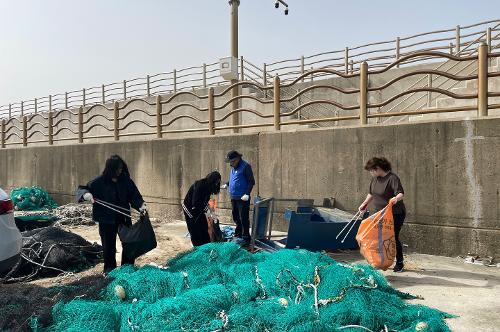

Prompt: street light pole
xmin=229 ymin=0 xmax=240 ymax=133
xmin=227 ymin=0 xmax=288 ymax=134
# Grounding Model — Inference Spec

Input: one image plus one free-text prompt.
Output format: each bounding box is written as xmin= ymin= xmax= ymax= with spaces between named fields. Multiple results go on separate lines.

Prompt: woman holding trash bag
xmin=182 ymin=171 xmax=222 ymax=246
xmin=76 ymin=155 xmax=147 ymax=274
xmin=358 ymin=157 xmax=406 ymax=272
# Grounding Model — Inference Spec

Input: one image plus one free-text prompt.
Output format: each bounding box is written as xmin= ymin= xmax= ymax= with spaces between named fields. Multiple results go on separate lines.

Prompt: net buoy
xmin=278 ymin=298 xmax=288 ymax=307
xmin=415 ymin=322 xmax=428 ymax=331
xmin=115 ymin=285 xmax=126 ymax=300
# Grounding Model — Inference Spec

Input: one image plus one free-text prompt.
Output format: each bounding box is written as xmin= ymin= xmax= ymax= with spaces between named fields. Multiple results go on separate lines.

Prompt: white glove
xmin=221 ymin=184 xmax=228 ymax=190
xmin=83 ymin=193 xmax=94 ymax=203
xmin=241 ymin=194 xmax=250 ymax=202
xmin=139 ymin=202 xmax=148 ymax=215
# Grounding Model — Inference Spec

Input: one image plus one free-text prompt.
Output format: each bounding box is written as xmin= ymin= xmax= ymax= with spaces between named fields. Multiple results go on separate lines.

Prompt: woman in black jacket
xmin=182 ymin=171 xmax=221 ymax=246
xmin=77 ymin=155 xmax=146 ymax=273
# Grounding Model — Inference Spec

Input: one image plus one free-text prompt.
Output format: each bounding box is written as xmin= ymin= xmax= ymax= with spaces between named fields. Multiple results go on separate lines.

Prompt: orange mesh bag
xmin=355 ymin=202 xmax=396 ymax=270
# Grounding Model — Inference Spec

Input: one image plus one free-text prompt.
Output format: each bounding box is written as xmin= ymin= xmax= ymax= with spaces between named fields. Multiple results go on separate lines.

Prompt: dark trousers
xmin=394 ymin=212 xmax=406 ymax=263
xmin=98 ymin=222 xmax=135 ymax=273
xmin=184 ymin=212 xmax=210 ymax=246
xmin=232 ymin=199 xmax=250 ymax=240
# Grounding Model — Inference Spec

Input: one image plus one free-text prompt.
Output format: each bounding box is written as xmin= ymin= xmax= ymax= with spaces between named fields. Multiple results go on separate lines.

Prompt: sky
xmin=0 ymin=0 xmax=499 ymax=105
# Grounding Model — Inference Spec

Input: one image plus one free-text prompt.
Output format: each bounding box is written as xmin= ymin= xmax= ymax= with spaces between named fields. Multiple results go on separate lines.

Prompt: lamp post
xmin=227 ymin=0 xmax=289 ymax=133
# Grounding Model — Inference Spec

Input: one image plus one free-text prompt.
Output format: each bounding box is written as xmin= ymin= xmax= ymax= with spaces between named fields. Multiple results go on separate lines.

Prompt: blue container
xmin=284 ymin=207 xmax=367 ymax=251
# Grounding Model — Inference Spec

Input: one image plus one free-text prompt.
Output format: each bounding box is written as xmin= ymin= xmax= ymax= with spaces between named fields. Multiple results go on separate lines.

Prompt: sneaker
xmin=393 ymin=262 xmax=404 ymax=273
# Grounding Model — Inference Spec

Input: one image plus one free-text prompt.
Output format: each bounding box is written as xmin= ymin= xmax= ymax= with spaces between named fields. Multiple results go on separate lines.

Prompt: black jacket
xmin=76 ymin=175 xmax=144 ymax=225
xmin=182 ymin=178 xmax=212 ymax=220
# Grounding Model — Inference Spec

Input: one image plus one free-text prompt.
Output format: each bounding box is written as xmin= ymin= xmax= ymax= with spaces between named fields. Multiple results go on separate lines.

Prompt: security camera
xmin=284 ymin=7 xmax=289 ymax=15
xmin=275 ymin=0 xmax=279 ymax=8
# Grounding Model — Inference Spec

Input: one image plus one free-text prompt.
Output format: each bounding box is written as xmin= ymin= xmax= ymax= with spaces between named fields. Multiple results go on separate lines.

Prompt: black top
xmin=183 ymin=178 xmax=213 ymax=220
xmin=369 ymin=172 xmax=406 ymax=215
xmin=76 ymin=175 xmax=144 ymax=225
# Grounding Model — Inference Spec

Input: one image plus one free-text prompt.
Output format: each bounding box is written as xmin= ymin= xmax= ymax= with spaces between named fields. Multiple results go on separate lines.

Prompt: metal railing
xmin=1 ymin=46 xmax=499 ymax=149
xmin=1 ymin=19 xmax=499 ymax=120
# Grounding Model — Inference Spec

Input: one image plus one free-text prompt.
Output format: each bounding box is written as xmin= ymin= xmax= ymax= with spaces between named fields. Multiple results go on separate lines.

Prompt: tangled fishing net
xmin=10 ymin=186 xmax=58 ymax=211
xmin=2 ymin=227 xmax=102 ymax=283
xmin=32 ymin=243 xmax=452 ymax=332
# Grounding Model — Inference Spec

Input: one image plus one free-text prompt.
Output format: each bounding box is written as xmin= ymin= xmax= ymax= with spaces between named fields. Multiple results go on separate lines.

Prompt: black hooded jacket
xmin=76 ymin=175 xmax=144 ymax=225
xmin=182 ymin=178 xmax=214 ymax=220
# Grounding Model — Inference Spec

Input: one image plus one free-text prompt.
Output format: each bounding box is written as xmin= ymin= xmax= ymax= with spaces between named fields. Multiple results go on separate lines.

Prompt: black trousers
xmin=393 ymin=212 xmax=406 ymax=263
xmin=232 ymin=199 xmax=250 ymax=240
xmin=184 ymin=212 xmax=210 ymax=246
xmin=98 ymin=222 xmax=135 ymax=273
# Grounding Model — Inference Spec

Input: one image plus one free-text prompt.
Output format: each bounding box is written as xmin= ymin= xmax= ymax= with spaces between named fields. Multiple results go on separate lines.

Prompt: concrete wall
xmin=1 ymin=116 xmax=499 ymax=257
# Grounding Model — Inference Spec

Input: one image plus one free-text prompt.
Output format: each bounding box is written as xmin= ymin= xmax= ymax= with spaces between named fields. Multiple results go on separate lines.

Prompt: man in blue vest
xmin=221 ymin=150 xmax=255 ymax=244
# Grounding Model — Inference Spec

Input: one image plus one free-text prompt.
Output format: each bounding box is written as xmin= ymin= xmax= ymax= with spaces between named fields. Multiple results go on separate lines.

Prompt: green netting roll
xmin=10 ymin=186 xmax=58 ymax=211
xmin=36 ymin=243 xmax=453 ymax=332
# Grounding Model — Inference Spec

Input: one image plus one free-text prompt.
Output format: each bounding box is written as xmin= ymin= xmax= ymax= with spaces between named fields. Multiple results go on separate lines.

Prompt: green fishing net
xmin=33 ymin=243 xmax=452 ymax=332
xmin=10 ymin=186 xmax=58 ymax=211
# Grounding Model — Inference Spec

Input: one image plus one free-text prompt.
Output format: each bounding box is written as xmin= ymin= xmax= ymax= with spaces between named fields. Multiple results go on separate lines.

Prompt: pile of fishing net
xmin=10 ymin=186 xmax=58 ymax=211
xmin=2 ymin=227 xmax=102 ymax=283
xmin=32 ymin=243 xmax=452 ymax=332
xmin=52 ymin=203 xmax=94 ymax=227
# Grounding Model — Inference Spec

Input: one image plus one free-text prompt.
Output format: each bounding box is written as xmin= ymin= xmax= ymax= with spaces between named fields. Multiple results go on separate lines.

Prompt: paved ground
xmin=328 ymin=250 xmax=500 ymax=332
xmin=5 ymin=220 xmax=499 ymax=331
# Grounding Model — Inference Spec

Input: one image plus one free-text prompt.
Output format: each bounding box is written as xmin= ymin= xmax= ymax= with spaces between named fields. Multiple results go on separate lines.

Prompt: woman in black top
xmin=77 ymin=155 xmax=146 ymax=273
xmin=182 ymin=171 xmax=221 ymax=246
xmin=358 ymin=157 xmax=406 ymax=272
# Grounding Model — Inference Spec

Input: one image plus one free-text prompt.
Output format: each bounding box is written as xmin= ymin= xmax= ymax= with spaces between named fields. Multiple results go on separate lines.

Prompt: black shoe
xmin=393 ymin=262 xmax=404 ymax=273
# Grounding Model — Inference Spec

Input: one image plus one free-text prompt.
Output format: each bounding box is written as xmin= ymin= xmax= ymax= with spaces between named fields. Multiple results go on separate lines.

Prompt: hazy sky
xmin=1 ymin=0 xmax=499 ymax=105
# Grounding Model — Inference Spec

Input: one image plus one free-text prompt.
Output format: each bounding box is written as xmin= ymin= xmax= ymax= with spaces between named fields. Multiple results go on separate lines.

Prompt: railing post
xmin=427 ymin=74 xmax=433 ymax=107
xmin=344 ymin=47 xmax=349 ymax=74
xmin=34 ymin=98 xmax=38 ymax=114
xmin=273 ymin=76 xmax=281 ymax=131
xmin=156 ymin=95 xmax=162 ymax=138
xmin=64 ymin=92 xmax=68 ymax=109
xmin=21 ymin=101 xmax=24 ymax=117
xmin=102 ymin=84 xmax=106 ymax=104
xmin=147 ymin=75 xmax=151 ymax=97
xmin=449 ymin=42 xmax=454 ymax=55
xmin=1 ymin=119 xmax=5 ymax=148
xmin=48 ymin=111 xmax=53 ymax=145
xmin=240 ymin=56 xmax=244 ymax=81
xmin=202 ymin=64 xmax=207 ymax=88
xmin=78 ymin=106 xmax=83 ymax=143
xmin=455 ymin=25 xmax=461 ymax=54
xmin=82 ymin=88 xmax=86 ymax=107
xmin=114 ymin=101 xmax=119 ymax=141
xmin=263 ymin=63 xmax=267 ymax=98
xmin=396 ymin=37 xmax=400 ymax=68
xmin=8 ymin=104 xmax=11 ymax=118
xmin=300 ymin=56 xmax=305 ymax=82
xmin=487 ymin=27 xmax=492 ymax=53
xmin=123 ymin=80 xmax=127 ymax=100
xmin=478 ymin=43 xmax=488 ymax=117
xmin=173 ymin=69 xmax=177 ymax=93
xmin=263 ymin=63 xmax=267 ymax=87
xmin=359 ymin=62 xmax=368 ymax=125
xmin=208 ymin=87 xmax=215 ymax=135
xmin=49 ymin=95 xmax=52 ymax=112
xmin=310 ymin=66 xmax=314 ymax=82
xmin=22 ymin=116 xmax=27 ymax=147
xmin=349 ymin=60 xmax=354 ymax=74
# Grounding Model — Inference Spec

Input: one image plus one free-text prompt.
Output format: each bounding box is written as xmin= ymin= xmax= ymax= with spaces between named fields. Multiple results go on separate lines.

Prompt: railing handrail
xmin=1 ymin=19 xmax=499 ymax=120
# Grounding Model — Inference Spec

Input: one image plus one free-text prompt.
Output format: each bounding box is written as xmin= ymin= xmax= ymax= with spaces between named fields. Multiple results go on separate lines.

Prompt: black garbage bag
xmin=118 ymin=213 xmax=157 ymax=261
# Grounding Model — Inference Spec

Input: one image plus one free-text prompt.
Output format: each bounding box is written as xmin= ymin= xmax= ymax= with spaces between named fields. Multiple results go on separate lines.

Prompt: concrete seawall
xmin=1 ymin=116 xmax=499 ymax=257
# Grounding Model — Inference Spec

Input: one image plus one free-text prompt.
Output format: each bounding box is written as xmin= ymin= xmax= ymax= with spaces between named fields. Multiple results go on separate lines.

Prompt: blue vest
xmin=229 ymin=160 xmax=249 ymax=199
